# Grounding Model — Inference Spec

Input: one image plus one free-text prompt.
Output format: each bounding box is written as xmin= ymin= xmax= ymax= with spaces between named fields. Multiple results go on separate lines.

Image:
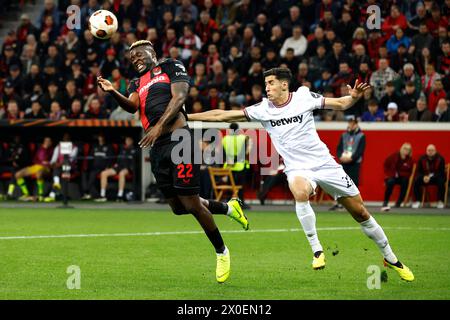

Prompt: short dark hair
xmin=263 ymin=67 xmax=292 ymax=84
xmin=368 ymin=99 xmax=378 ymax=106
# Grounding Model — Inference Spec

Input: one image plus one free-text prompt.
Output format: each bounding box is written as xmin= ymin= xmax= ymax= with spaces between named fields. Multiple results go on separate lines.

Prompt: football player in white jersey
xmin=188 ymin=67 xmax=414 ymax=282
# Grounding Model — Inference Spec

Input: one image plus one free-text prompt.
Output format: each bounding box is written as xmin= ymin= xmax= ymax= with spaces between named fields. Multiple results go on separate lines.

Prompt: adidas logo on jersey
xmin=270 ymin=115 xmax=303 ymax=127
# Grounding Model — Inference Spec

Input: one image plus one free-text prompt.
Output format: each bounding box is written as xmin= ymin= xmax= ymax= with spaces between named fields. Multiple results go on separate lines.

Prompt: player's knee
xmin=293 ymin=191 xmax=310 ymax=202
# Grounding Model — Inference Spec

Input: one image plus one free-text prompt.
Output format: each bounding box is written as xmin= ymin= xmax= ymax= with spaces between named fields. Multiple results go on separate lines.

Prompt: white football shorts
xmin=285 ymin=159 xmax=360 ymax=200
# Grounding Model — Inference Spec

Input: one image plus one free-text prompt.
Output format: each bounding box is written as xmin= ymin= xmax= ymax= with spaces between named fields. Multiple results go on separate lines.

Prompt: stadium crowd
xmin=0 ymin=0 xmax=449 ymax=122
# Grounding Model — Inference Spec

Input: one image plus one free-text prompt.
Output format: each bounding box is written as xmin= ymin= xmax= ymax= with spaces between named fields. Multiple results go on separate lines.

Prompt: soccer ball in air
xmin=88 ymin=10 xmax=118 ymax=40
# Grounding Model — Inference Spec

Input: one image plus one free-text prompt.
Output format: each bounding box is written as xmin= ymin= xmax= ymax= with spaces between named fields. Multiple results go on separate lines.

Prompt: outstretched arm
xmin=323 ymin=79 xmax=370 ymax=111
xmin=97 ymin=76 xmax=139 ymax=114
xmin=188 ymin=109 xmax=248 ymax=122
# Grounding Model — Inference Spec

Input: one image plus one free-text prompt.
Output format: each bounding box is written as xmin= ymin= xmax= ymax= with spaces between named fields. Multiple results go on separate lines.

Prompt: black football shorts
xmin=149 ymin=126 xmax=200 ymax=198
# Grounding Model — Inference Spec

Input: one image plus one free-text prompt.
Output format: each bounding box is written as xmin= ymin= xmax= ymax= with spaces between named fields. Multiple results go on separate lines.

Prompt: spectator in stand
xmin=216 ymin=0 xmax=238 ymax=28
xmin=324 ymin=39 xmax=349 ymax=75
xmin=3 ymin=100 xmax=23 ymax=120
xmin=66 ymin=99 xmax=85 ymax=119
xmin=395 ymin=63 xmax=422 ymax=94
xmin=426 ymin=4 xmax=449 ymax=38
xmin=196 ymin=10 xmax=218 ymax=45
xmin=370 ymin=58 xmax=398 ymax=100
xmin=96 ymin=136 xmax=136 ymax=202
xmin=367 ymin=29 xmax=384 ymax=61
xmin=85 ymin=96 xmax=108 ymax=119
xmin=421 ymin=63 xmax=441 ymax=95
xmin=336 ymin=10 xmax=357 ymax=50
xmin=279 ymin=25 xmax=307 ymax=59
xmin=385 ymin=102 xmax=400 ymax=122
xmin=329 ymin=62 xmax=354 ymax=97
xmin=413 ymin=144 xmax=446 ymax=209
xmin=427 ymin=79 xmax=446 ymax=114
xmin=381 ymin=5 xmax=408 ymax=39
xmin=14 ymin=136 xmax=53 ymax=201
xmin=307 ymin=27 xmax=330 ymax=58
xmin=361 ymin=99 xmax=385 ymax=122
xmin=206 ymin=85 xmax=221 ymax=110
xmin=408 ymin=97 xmax=433 ymax=121
xmin=17 ymin=13 xmax=39 ymax=44
xmin=25 ymin=98 xmax=46 ymax=119
xmin=434 ymin=98 xmax=450 ymax=122
xmin=99 ymin=48 xmax=120 ymax=79
xmin=253 ymin=13 xmax=271 ymax=45
xmin=390 ymin=44 xmax=414 ymax=74
xmin=410 ymin=23 xmax=434 ymax=59
xmin=381 ymin=143 xmax=414 ymax=211
xmin=387 ymin=28 xmax=412 ymax=55
xmin=267 ymin=24 xmax=284 ymax=54
xmin=221 ymin=24 xmax=241 ymax=57
xmin=60 ymin=79 xmax=83 ymax=113
xmin=436 ymin=40 xmax=450 ymax=81
xmin=178 ymin=24 xmax=202 ymax=61
xmin=224 ymin=67 xmax=245 ymax=106
xmin=379 ymin=81 xmax=402 ymax=111
xmin=48 ymin=101 xmax=64 ymax=120
xmin=7 ymin=64 xmax=24 ymax=95
xmin=401 ymin=81 xmax=424 ymax=117
xmin=246 ymin=84 xmax=263 ymax=106
xmin=208 ymin=60 xmax=226 ymax=90
xmin=161 ymin=27 xmax=177 ymax=58
xmin=407 ymin=2 xmax=427 ymax=35
xmin=280 ymin=48 xmax=299 ymax=76
xmin=190 ymin=63 xmax=208 ymax=95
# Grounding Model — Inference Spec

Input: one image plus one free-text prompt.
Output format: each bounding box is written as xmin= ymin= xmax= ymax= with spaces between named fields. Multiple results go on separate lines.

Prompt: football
xmin=88 ymin=9 xmax=118 ymax=40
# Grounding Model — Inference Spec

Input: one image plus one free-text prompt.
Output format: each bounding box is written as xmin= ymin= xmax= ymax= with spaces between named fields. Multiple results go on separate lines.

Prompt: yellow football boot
xmin=384 ymin=259 xmax=415 ymax=282
xmin=227 ymin=198 xmax=249 ymax=230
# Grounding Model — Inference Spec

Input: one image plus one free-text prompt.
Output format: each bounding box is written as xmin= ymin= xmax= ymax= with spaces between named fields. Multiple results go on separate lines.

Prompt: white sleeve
xmin=244 ymin=101 xmax=265 ymax=122
xmin=297 ymin=86 xmax=325 ymax=112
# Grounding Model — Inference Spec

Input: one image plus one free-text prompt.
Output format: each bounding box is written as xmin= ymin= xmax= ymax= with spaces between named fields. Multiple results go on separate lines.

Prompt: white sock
xmin=49 ymin=191 xmax=56 ymax=199
xmin=117 ymin=190 xmax=123 ymax=197
xmin=53 ymin=176 xmax=60 ymax=185
xmin=100 ymin=189 xmax=106 ymax=197
xmin=295 ymin=201 xmax=323 ymax=254
xmin=360 ymin=216 xmax=398 ymax=263
xmin=226 ymin=204 xmax=232 ymax=216
xmin=217 ymin=246 xmax=228 ymax=255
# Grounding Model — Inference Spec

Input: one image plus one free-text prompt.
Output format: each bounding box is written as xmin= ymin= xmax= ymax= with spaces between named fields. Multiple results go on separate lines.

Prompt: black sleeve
xmin=127 ymin=78 xmax=140 ymax=96
xmin=165 ymin=60 xmax=190 ymax=84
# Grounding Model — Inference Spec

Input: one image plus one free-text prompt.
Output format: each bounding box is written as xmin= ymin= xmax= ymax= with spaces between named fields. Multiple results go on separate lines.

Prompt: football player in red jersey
xmin=98 ymin=40 xmax=248 ymax=283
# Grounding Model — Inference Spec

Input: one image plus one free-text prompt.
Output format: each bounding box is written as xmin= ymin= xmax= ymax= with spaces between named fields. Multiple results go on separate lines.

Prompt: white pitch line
xmin=0 ymin=226 xmax=449 ymax=241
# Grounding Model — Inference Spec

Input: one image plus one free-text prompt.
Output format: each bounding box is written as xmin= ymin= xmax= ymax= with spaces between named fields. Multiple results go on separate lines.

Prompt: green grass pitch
xmin=0 ymin=207 xmax=449 ymax=300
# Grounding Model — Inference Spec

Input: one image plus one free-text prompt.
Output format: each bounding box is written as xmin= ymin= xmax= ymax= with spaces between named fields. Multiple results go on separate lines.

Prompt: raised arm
xmin=188 ymin=109 xmax=248 ymax=122
xmin=97 ymin=76 xmax=139 ymax=114
xmin=323 ymin=79 xmax=370 ymax=111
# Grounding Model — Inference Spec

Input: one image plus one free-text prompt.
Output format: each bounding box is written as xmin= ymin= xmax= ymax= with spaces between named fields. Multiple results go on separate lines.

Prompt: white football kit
xmin=244 ymin=86 xmax=360 ymax=200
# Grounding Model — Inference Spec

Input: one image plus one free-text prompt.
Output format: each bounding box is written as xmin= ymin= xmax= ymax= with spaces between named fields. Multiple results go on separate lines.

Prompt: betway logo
xmin=139 ymin=74 xmax=169 ymax=95
xmin=270 ymin=115 xmax=303 ymax=127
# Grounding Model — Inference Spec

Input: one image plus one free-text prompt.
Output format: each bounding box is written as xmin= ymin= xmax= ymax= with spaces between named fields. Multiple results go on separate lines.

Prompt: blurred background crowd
xmin=0 ymin=0 xmax=448 ymax=123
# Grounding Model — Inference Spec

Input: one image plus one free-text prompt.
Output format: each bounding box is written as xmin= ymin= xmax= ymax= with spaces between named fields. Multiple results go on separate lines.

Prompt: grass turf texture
xmin=0 ymin=207 xmax=449 ymax=300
